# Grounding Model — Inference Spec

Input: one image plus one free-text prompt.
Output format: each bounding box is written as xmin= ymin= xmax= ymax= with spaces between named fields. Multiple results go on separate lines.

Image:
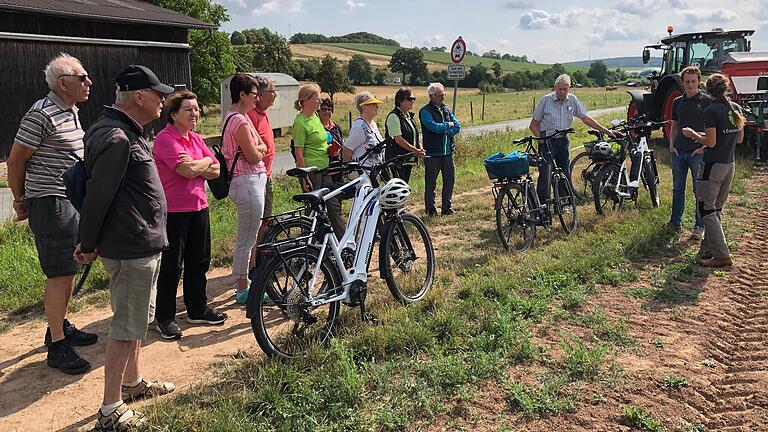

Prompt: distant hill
xmin=326 ymin=43 xmax=585 ymax=73
xmin=290 ymin=32 xmax=400 ymax=47
xmin=565 ymin=57 xmax=662 ymax=69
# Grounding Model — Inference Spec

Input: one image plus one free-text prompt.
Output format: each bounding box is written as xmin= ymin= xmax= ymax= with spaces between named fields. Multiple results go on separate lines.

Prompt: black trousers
xmin=424 ymin=155 xmax=455 ymax=213
xmin=155 ymin=209 xmax=211 ymax=323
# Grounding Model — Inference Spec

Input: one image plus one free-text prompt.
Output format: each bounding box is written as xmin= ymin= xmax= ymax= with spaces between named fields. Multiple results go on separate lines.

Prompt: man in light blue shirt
xmin=529 ymin=74 xmax=617 ymax=203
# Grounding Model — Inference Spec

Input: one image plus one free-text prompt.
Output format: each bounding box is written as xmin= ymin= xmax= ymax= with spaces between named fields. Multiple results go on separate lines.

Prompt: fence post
xmin=348 ymin=111 xmax=352 ymax=130
xmin=481 ymin=93 xmax=485 ymax=121
xmin=532 ymin=96 xmax=536 ymax=114
xmin=470 ymin=100 xmax=474 ymax=122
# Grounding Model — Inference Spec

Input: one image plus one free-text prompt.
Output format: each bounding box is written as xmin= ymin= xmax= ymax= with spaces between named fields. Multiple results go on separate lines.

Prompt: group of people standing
xmin=6 ymin=53 xmax=744 ymax=431
xmin=527 ymin=70 xmax=743 ymax=268
xmin=291 ymin=81 xmax=462 ymax=225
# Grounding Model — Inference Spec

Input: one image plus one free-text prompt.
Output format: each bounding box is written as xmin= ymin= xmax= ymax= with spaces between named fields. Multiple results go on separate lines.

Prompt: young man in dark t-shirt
xmin=669 ymin=66 xmax=710 ymax=239
xmin=682 ymin=74 xmax=744 ymax=268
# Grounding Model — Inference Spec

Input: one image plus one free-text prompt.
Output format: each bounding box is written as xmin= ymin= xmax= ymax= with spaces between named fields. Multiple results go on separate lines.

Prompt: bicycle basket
xmin=484 ymin=151 xmax=530 ymax=179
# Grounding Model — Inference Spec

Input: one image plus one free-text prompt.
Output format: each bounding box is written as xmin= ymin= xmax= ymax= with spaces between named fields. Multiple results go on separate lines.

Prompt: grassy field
xmin=325 ymin=43 xmax=585 ymax=73
xmin=1 ymin=114 xmax=755 ymax=427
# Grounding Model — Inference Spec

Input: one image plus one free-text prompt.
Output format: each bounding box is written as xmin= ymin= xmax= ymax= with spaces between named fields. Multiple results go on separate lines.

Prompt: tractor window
xmin=689 ymin=38 xmax=745 ymax=71
xmin=665 ymin=45 xmax=684 ymax=74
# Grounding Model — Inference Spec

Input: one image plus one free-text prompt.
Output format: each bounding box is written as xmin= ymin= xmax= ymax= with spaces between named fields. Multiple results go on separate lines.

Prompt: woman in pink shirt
xmin=222 ymin=74 xmax=268 ymax=304
xmin=152 ymin=91 xmax=227 ymax=340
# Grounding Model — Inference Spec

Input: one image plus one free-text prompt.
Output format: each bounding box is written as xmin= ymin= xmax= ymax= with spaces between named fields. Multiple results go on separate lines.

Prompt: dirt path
xmin=0 ymin=268 xmax=257 ymax=432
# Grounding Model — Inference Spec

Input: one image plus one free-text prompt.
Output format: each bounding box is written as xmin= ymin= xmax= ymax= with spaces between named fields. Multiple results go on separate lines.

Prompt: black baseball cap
xmin=115 ymin=65 xmax=174 ymax=94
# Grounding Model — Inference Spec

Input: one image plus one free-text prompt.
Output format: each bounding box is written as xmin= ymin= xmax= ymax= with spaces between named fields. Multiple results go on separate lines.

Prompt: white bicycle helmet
xmin=379 ymin=178 xmax=411 ymax=209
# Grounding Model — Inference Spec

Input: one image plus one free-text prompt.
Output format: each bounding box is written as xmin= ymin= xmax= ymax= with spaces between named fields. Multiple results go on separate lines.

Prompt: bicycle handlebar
xmin=513 ymin=128 xmax=575 ymax=145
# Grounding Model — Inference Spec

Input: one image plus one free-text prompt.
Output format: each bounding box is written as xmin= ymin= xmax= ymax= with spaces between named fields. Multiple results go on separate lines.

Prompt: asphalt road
xmin=0 ymin=106 xmax=626 ymax=221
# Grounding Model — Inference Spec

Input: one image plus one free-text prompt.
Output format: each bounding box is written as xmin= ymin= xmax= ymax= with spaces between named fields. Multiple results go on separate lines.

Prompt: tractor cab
xmin=629 ymin=27 xmax=756 ymax=144
xmin=642 ymin=28 xmax=753 ymax=91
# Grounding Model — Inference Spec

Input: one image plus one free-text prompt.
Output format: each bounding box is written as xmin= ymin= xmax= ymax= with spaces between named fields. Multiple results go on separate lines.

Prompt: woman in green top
xmin=292 ymin=83 xmax=344 ymax=238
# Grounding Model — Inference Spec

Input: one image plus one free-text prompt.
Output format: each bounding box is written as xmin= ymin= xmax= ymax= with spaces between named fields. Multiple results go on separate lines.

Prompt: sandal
xmin=121 ymin=379 xmax=176 ymax=401
xmin=94 ymin=403 xmax=145 ymax=431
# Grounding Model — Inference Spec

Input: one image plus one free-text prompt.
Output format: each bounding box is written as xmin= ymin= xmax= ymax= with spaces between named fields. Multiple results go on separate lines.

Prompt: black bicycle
xmin=490 ymin=129 xmax=578 ymax=252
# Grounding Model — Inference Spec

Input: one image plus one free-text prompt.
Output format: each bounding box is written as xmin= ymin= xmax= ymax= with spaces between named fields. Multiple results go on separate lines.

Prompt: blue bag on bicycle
xmin=484 ymin=151 xmax=530 ymax=179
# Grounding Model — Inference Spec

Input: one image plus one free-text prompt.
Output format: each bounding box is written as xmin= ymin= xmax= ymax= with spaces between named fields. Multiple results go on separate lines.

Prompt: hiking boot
xmin=441 ymin=208 xmax=456 ymax=216
xmin=689 ymin=226 xmax=705 ymax=241
xmin=47 ymin=341 xmax=91 ymax=375
xmin=156 ymin=320 xmax=182 ymax=340
xmin=186 ymin=308 xmax=228 ymax=325
xmin=665 ymin=222 xmax=682 ymax=232
xmin=698 ymin=256 xmax=733 ymax=268
xmin=696 ymin=247 xmax=713 ymax=260
xmin=426 ymin=209 xmax=438 ymax=217
xmin=44 ymin=319 xmax=99 ymax=347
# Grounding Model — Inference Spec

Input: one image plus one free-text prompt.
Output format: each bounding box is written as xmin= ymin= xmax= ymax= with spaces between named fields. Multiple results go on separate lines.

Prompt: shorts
xmin=263 ymin=176 xmax=274 ymax=219
xmin=26 ymin=196 xmax=79 ymax=278
xmin=102 ymin=253 xmax=161 ymax=341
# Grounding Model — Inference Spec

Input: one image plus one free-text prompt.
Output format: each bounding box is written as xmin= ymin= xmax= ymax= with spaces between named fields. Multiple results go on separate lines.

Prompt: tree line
xmin=287 ymin=31 xmax=400 ymax=46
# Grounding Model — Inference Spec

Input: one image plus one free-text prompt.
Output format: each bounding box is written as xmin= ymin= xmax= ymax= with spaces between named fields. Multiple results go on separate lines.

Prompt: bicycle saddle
xmin=292 ymin=188 xmax=330 ymax=205
xmin=286 ymin=166 xmax=318 ymax=177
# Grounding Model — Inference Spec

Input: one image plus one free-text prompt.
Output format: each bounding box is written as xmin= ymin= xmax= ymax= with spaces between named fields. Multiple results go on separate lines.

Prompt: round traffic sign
xmin=450 ymin=36 xmax=466 ymax=64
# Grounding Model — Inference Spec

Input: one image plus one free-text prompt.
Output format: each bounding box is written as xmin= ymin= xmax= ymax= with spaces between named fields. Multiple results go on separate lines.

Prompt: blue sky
xmin=213 ymin=0 xmax=768 ymax=64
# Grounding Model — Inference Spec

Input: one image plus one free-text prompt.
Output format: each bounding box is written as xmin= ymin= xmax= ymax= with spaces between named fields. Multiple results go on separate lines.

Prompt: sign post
xmin=449 ymin=36 xmax=466 ymax=112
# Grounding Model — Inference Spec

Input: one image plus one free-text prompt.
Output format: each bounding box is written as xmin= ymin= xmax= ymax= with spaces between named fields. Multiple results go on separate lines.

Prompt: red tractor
xmin=627 ymin=27 xmax=760 ymax=144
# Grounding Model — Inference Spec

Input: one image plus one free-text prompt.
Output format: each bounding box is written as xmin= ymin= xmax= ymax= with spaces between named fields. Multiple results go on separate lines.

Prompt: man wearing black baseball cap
xmin=76 ymin=64 xmax=175 ymax=430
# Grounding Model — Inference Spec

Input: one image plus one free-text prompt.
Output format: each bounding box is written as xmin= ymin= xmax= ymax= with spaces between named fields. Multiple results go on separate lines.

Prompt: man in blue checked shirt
xmin=420 ymin=82 xmax=461 ymax=217
xmin=529 ymin=74 xmax=618 ymax=203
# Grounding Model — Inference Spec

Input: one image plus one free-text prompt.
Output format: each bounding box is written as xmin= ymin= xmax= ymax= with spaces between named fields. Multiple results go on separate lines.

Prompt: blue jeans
xmin=536 ymin=136 xmax=571 ymax=203
xmin=670 ymin=150 xmax=703 ymax=227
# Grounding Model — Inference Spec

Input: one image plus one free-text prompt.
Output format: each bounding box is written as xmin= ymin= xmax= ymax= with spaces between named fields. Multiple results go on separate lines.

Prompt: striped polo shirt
xmin=15 ymin=91 xmax=84 ymax=199
xmin=532 ymin=92 xmax=588 ymax=133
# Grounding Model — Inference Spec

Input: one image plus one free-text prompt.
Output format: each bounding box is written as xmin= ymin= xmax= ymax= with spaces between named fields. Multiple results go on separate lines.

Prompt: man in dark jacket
xmin=419 ymin=82 xmax=461 ymax=216
xmin=75 ymin=65 xmax=175 ymax=430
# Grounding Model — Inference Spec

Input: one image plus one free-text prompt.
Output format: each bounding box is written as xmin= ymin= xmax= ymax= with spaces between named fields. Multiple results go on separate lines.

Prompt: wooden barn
xmin=0 ymin=0 xmax=213 ymax=159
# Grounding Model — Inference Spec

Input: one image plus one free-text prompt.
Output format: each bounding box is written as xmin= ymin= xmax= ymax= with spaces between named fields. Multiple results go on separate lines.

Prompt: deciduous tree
xmin=317 ymin=55 xmax=354 ymax=101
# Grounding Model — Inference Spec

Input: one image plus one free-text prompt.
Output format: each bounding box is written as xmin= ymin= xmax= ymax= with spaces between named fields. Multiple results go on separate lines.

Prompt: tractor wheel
xmin=661 ymin=86 xmax=682 ymax=144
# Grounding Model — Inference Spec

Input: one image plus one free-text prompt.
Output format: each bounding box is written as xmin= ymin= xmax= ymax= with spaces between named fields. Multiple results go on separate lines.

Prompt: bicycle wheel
xmin=379 ymin=212 xmax=435 ymax=304
xmin=250 ymin=246 xmax=342 ymax=360
xmin=592 ymin=163 xmax=624 ymax=215
xmin=642 ymin=154 xmax=660 ymax=208
xmin=553 ymin=173 xmax=578 ymax=234
xmin=569 ymin=151 xmax=594 ymax=202
xmin=261 ymin=215 xmax=314 ymax=244
xmin=495 ymin=182 xmax=536 ymax=253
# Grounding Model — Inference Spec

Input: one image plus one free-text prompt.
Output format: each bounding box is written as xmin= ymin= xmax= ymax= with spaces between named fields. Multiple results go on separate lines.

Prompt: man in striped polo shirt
xmin=7 ymin=53 xmax=97 ymax=375
xmin=529 ymin=74 xmax=618 ymax=203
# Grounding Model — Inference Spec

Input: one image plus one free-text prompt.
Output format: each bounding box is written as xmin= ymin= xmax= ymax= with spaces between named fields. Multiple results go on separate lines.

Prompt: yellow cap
xmin=360 ymin=97 xmax=384 ymax=106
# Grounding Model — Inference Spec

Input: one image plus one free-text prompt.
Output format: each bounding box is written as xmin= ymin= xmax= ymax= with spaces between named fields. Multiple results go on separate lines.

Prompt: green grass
xmin=660 ymin=374 xmax=689 ymax=390
xmin=621 ymin=405 xmax=664 ymax=432
xmin=324 ymin=43 xmax=586 ymax=73
xmin=505 ymin=374 xmax=576 ymax=417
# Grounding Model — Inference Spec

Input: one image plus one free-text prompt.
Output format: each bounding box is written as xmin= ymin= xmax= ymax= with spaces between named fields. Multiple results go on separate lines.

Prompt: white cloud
xmin=345 ymin=0 xmax=365 ymax=10
xmin=390 ymin=33 xmax=411 ymax=47
xmin=250 ymin=0 xmax=304 ymax=15
xmin=518 ymin=9 xmax=579 ymax=30
xmin=501 ymin=0 xmax=532 ymax=9
xmin=587 ymin=23 xmax=650 ymax=45
xmin=678 ymin=8 xmax=738 ymax=24
xmin=424 ymin=34 xmax=447 ymax=47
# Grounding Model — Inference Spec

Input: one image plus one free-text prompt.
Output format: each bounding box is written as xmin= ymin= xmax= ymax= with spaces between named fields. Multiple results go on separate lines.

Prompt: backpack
xmin=207 ymin=114 xmax=241 ymax=200
xmin=62 ymin=153 xmax=88 ymax=212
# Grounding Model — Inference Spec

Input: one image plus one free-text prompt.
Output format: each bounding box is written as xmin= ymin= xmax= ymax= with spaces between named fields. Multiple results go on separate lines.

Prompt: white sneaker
xmin=690 ymin=226 xmax=705 ymax=241
xmin=627 ymin=180 xmax=639 ymax=188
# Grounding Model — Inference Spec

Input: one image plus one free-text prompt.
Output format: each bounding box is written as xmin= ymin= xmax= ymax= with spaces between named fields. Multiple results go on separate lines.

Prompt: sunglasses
xmin=60 ymin=74 xmax=89 ymax=82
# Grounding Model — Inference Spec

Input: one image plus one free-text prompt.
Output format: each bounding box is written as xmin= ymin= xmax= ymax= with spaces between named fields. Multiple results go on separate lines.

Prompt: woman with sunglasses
xmin=384 ymin=87 xmax=425 ymax=182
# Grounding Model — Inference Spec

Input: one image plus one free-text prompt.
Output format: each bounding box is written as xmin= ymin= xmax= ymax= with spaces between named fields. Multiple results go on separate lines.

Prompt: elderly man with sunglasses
xmin=7 ymin=53 xmax=97 ymax=375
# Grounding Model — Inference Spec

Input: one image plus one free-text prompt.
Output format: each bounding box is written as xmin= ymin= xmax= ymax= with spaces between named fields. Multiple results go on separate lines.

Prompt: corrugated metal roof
xmin=0 ymin=0 xmax=213 ymax=29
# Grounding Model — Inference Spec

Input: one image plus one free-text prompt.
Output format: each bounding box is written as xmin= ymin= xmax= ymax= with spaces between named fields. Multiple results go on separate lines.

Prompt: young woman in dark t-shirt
xmin=682 ymin=74 xmax=744 ymax=267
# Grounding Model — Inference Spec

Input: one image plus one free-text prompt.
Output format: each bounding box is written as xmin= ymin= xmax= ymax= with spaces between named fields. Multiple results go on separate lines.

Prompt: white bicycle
xmin=248 ymin=153 xmax=435 ymax=360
